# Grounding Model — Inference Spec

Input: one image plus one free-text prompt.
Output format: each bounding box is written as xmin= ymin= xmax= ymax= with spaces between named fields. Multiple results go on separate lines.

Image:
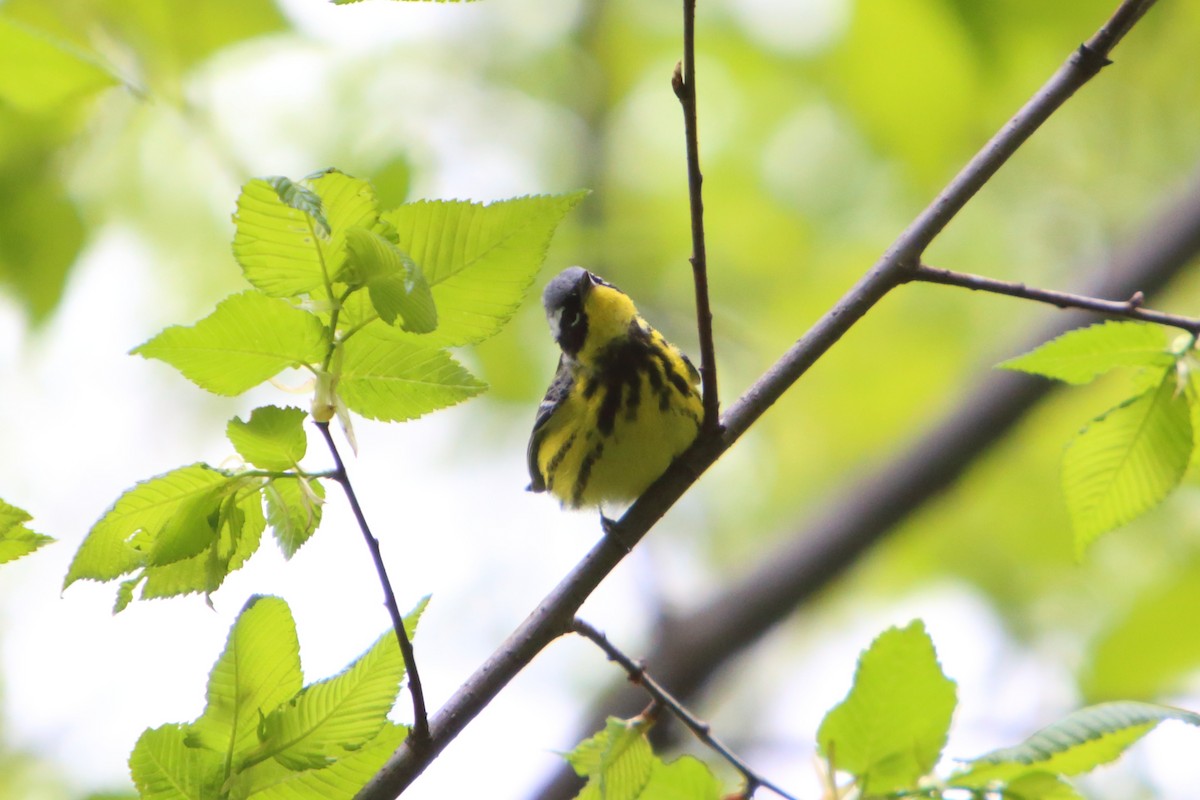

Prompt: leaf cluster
xmin=135 ymin=171 xmax=582 ymax=424
xmin=64 ymin=406 xmax=323 ymax=610
xmin=63 ymin=170 xmax=581 ymax=610
xmin=564 ymin=717 xmax=724 ymax=800
xmin=129 ymin=595 xmax=425 ymax=800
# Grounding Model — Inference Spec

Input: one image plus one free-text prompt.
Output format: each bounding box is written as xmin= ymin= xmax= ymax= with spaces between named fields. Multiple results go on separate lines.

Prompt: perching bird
xmin=527 ymin=266 xmax=703 ymax=510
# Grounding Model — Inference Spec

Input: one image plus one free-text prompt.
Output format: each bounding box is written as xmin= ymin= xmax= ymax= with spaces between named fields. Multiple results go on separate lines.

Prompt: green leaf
xmin=188 ymin=596 xmax=303 ymax=759
xmin=233 ymin=179 xmax=328 ymax=297
xmin=266 ymin=176 xmax=329 ymax=235
xmin=132 ymin=292 xmax=329 ymax=396
xmin=307 ymin=170 xmax=390 ymax=282
xmin=0 ymin=137 xmax=86 ymax=321
xmin=0 ymin=498 xmax=53 ymax=565
xmin=147 ymin=486 xmax=225 ymax=566
xmin=227 ymin=491 xmax=267 ymax=575
xmin=3 ymin=0 xmax=287 ymax=82
xmin=338 ymin=324 xmax=486 ymax=421
xmin=638 ymin=756 xmax=723 ymax=800
xmin=221 ymin=599 xmax=424 ymax=797
xmin=1082 ymin=560 xmax=1200 ymax=701
xmin=114 ymin=577 xmax=138 ymax=614
xmin=382 ymin=192 xmax=585 ymax=346
xmin=0 ymin=17 xmax=119 ymax=115
xmin=129 ymin=724 xmax=223 ymax=800
xmin=264 ymin=477 xmax=325 ymax=559
xmin=342 ymin=227 xmax=437 ymax=333
xmin=956 ymin=702 xmax=1200 ymax=785
xmin=227 ymin=723 xmax=408 ymax=800
xmin=227 ymin=406 xmax=309 ymax=471
xmin=65 ymin=464 xmax=231 ymax=588
xmin=1063 ymin=372 xmax=1193 ymax=555
xmin=567 ymin=718 xmax=655 ymax=800
xmin=138 ymin=489 xmax=265 ymax=603
xmin=566 ymin=717 xmax=724 ymax=800
xmin=1000 ymin=321 xmax=1174 ymax=385
xmin=1000 ymin=772 xmax=1085 ymax=800
xmin=245 ymin=628 xmax=407 ymax=770
xmin=816 ymin=620 xmax=957 ymax=794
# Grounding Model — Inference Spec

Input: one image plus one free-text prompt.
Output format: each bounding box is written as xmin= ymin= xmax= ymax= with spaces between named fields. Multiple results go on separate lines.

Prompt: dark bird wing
xmin=527 ymin=356 xmax=575 ymax=493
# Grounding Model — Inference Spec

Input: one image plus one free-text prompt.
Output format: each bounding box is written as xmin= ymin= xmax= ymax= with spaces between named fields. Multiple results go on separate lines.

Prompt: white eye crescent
xmin=548 ymin=307 xmax=564 ymax=342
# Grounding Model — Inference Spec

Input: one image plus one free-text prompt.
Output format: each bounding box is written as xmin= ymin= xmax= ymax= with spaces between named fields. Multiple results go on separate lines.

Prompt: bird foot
xmin=600 ymin=514 xmax=632 ymax=554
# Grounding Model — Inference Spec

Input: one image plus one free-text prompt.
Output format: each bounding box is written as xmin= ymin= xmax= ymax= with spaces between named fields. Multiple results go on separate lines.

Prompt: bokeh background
xmin=2 ymin=0 xmax=1200 ymax=797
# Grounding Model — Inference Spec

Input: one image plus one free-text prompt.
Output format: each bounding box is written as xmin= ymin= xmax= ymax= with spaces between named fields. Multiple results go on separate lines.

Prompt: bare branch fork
xmin=570 ymin=619 xmax=799 ymax=800
xmin=356 ymin=1 xmax=1159 ymax=797
xmin=315 ymin=421 xmax=430 ymax=746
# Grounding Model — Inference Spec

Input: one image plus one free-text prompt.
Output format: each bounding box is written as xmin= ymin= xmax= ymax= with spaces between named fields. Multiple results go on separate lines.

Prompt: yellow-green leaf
xmin=956 ymin=702 xmax=1200 ymax=785
xmin=233 ymin=179 xmax=329 ymax=298
xmin=338 ymin=324 xmax=486 ymax=421
xmin=1000 ymin=322 xmax=1174 ymax=385
xmin=382 ymin=192 xmax=585 ymax=346
xmin=65 ymin=464 xmax=231 ymax=589
xmin=0 ymin=498 xmax=53 ymax=565
xmin=264 ymin=477 xmax=325 ymax=559
xmin=188 ymin=596 xmax=303 ymax=759
xmin=343 ymin=227 xmax=437 ymax=333
xmin=129 ymin=724 xmax=223 ymax=800
xmin=227 ymin=405 xmax=309 ymax=471
xmin=817 ymin=620 xmax=957 ymax=794
xmin=132 ymin=292 xmax=329 ymax=396
xmin=1063 ymin=372 xmax=1192 ymax=556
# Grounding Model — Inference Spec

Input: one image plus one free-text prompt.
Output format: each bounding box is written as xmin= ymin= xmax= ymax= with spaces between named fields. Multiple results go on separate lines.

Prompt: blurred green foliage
xmin=2 ymin=0 xmax=1200 ymax=796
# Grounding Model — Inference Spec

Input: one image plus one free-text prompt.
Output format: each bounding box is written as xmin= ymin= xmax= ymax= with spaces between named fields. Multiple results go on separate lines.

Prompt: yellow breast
xmin=535 ymin=322 xmax=702 ymax=508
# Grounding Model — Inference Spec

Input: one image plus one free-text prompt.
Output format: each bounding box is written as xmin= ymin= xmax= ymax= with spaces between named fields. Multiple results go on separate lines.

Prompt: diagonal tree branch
xmin=537 ymin=168 xmax=1200 ymax=800
xmin=356 ymin=2 xmax=1157 ymax=797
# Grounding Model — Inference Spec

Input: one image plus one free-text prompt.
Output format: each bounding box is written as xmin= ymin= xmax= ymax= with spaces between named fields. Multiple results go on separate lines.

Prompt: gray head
xmin=543 ymin=266 xmax=594 ymax=356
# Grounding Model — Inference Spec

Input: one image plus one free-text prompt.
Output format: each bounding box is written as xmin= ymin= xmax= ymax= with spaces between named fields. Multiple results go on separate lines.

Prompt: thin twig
xmin=356 ymin=3 xmax=1156 ymax=797
xmin=570 ymin=619 xmax=799 ymax=800
xmin=910 ymin=262 xmax=1200 ymax=334
xmin=316 ymin=421 xmax=430 ymax=746
xmin=673 ymin=0 xmax=720 ymax=432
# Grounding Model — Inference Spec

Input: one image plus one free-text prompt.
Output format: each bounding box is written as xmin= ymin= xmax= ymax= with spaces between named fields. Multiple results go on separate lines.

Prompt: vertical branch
xmin=673 ymin=0 xmax=720 ymax=432
xmin=316 ymin=421 xmax=430 ymax=746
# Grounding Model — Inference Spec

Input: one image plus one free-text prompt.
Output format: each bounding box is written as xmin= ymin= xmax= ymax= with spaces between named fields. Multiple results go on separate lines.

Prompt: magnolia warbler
xmin=527 ymin=267 xmax=703 ymax=510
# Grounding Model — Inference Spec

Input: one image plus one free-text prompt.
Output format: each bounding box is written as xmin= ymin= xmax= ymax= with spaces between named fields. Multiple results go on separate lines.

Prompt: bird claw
xmin=600 ymin=514 xmax=632 ymax=554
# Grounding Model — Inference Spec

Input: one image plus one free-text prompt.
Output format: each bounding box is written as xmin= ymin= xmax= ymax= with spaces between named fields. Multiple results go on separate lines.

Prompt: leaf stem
xmin=233 ymin=469 xmax=339 ymax=481
xmin=909 ymin=263 xmax=1200 ymax=334
xmin=315 ymin=421 xmax=430 ymax=746
xmin=338 ymin=312 xmax=382 ymax=345
xmin=673 ymin=0 xmax=720 ymax=433
xmin=570 ymin=618 xmax=798 ymax=800
xmin=322 ymin=287 xmax=357 ymax=374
